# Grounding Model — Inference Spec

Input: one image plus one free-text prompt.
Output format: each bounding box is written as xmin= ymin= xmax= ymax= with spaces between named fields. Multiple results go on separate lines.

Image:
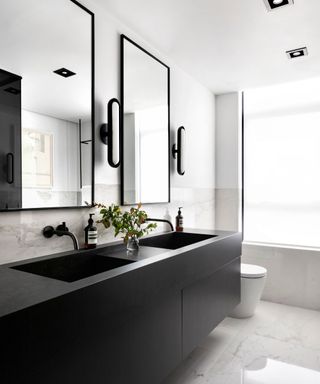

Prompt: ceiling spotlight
xmin=286 ymin=47 xmax=308 ymax=59
xmin=53 ymin=67 xmax=76 ymax=78
xmin=263 ymin=0 xmax=294 ymax=11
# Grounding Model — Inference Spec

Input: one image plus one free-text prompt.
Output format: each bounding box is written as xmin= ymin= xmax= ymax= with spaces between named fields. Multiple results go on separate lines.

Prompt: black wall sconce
xmin=100 ymin=98 xmax=121 ymax=168
xmin=172 ymin=126 xmax=186 ymax=175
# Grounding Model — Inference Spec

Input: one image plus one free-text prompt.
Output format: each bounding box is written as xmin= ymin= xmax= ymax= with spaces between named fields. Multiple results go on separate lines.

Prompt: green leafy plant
xmin=94 ymin=202 xmax=157 ymax=243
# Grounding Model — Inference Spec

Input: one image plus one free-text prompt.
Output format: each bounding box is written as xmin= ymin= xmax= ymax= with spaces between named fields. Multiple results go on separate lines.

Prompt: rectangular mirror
xmin=0 ymin=0 xmax=94 ymax=211
xmin=121 ymin=35 xmax=170 ymax=205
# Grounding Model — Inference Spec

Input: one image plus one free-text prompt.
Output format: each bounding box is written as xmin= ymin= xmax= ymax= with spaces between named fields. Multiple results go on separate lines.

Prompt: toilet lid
xmin=241 ymin=263 xmax=267 ymax=278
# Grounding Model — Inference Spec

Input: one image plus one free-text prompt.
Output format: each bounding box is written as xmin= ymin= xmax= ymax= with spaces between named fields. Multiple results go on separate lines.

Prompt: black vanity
xmin=0 ymin=230 xmax=241 ymax=384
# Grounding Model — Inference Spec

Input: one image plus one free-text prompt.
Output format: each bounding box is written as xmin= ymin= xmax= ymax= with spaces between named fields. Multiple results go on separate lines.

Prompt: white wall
xmin=215 ymin=93 xmax=242 ymax=232
xmin=242 ymin=243 xmax=320 ymax=311
xmin=0 ymin=0 xmax=216 ymax=264
xmin=123 ymin=113 xmax=137 ymax=203
xmin=84 ymin=0 xmax=216 ymax=230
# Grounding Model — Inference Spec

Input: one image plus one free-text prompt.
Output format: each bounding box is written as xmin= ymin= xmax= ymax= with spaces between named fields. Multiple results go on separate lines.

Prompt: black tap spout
xmin=145 ymin=218 xmax=174 ymax=232
xmin=43 ymin=223 xmax=80 ymax=250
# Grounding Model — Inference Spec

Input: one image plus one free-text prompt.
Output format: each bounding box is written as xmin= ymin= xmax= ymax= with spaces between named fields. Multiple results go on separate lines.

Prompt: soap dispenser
xmin=84 ymin=213 xmax=98 ymax=249
xmin=175 ymin=207 xmax=184 ymax=232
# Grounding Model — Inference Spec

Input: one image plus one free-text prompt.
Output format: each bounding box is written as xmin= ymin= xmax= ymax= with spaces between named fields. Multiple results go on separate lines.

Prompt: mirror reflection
xmin=0 ymin=0 xmax=93 ymax=210
xmin=121 ymin=36 xmax=170 ymax=205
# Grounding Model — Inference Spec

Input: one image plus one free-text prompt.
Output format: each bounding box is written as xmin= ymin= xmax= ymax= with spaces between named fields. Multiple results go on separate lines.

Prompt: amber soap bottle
xmin=175 ymin=207 xmax=184 ymax=231
xmin=84 ymin=213 xmax=98 ymax=249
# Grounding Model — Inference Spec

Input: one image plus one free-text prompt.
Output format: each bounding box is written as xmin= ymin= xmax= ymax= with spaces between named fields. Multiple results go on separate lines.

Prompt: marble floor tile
xmin=162 ymin=301 xmax=320 ymax=384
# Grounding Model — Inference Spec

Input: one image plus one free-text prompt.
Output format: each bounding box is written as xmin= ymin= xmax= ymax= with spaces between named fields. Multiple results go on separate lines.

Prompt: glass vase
xmin=127 ymin=236 xmax=139 ymax=252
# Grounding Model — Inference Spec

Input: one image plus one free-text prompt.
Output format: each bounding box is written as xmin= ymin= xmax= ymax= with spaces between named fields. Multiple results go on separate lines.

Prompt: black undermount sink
xmin=139 ymin=231 xmax=216 ymax=250
xmin=11 ymin=253 xmax=135 ymax=283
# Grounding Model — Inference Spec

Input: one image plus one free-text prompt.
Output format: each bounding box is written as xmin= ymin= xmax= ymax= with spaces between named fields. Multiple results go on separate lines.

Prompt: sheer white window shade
xmin=244 ymin=78 xmax=320 ymax=248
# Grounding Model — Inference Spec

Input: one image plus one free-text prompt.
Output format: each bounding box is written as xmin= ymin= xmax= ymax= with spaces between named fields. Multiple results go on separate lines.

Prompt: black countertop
xmin=0 ymin=229 xmax=237 ymax=318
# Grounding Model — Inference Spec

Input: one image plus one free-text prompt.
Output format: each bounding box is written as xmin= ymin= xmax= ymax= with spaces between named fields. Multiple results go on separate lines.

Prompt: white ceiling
xmin=98 ymin=0 xmax=320 ymax=94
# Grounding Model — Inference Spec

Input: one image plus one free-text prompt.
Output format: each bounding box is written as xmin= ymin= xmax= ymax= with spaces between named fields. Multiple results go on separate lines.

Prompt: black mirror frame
xmin=0 ymin=0 xmax=95 ymax=212
xmin=120 ymin=34 xmax=171 ymax=205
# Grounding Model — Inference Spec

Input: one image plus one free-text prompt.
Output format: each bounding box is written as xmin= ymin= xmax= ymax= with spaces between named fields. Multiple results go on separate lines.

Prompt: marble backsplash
xmin=242 ymin=243 xmax=320 ymax=311
xmin=215 ymin=188 xmax=241 ymax=232
xmin=0 ymin=185 xmax=215 ymax=265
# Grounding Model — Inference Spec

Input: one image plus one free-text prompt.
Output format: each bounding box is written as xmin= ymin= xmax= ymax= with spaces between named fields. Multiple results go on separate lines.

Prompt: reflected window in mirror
xmin=121 ymin=35 xmax=170 ymax=205
xmin=0 ymin=0 xmax=94 ymax=211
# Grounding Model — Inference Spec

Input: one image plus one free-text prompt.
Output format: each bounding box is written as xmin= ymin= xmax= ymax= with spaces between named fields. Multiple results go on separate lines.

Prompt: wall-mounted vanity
xmin=1 ymin=229 xmax=241 ymax=384
xmin=0 ymin=0 xmax=94 ymax=211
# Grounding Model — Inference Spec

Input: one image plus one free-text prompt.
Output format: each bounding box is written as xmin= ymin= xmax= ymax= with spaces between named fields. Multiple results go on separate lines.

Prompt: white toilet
xmin=230 ymin=263 xmax=267 ymax=318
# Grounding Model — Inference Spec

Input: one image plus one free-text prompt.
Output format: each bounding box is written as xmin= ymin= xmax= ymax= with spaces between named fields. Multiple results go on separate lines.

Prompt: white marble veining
xmin=215 ymin=188 xmax=241 ymax=232
xmin=162 ymin=301 xmax=320 ymax=384
xmin=0 ymin=209 xmax=91 ymax=264
xmin=0 ymin=185 xmax=215 ymax=265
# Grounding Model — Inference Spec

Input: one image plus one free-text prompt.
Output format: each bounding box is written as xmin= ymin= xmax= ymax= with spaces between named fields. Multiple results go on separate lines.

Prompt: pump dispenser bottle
xmin=175 ymin=207 xmax=184 ymax=232
xmin=84 ymin=213 xmax=98 ymax=249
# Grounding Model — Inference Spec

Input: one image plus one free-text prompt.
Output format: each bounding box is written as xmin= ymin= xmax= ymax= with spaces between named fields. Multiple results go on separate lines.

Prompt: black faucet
xmin=43 ymin=222 xmax=80 ymax=250
xmin=146 ymin=218 xmax=174 ymax=232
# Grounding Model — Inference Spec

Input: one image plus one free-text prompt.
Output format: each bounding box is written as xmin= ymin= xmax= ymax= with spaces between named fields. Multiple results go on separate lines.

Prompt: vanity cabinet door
xmin=182 ymin=257 xmax=240 ymax=358
xmin=122 ymin=289 xmax=182 ymax=384
xmin=4 ymin=287 xmax=181 ymax=384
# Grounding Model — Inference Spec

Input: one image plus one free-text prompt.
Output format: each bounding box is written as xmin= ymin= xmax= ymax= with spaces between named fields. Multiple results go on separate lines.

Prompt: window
xmin=22 ymin=128 xmax=53 ymax=188
xmin=244 ymin=77 xmax=320 ymax=248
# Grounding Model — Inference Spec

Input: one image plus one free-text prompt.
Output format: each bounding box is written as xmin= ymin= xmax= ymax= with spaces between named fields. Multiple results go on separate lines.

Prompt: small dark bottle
xmin=84 ymin=213 xmax=98 ymax=249
xmin=175 ymin=207 xmax=184 ymax=232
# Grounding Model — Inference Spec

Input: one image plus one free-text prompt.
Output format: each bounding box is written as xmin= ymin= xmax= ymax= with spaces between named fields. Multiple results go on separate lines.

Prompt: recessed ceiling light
xmin=286 ymin=47 xmax=308 ymax=59
xmin=53 ymin=67 xmax=76 ymax=78
xmin=263 ymin=0 xmax=294 ymax=11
